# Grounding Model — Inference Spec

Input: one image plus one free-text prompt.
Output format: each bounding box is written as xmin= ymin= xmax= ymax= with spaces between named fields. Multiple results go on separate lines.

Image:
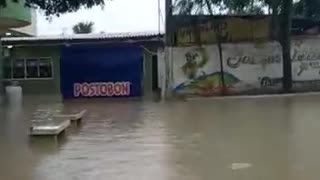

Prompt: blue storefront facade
xmin=1 ymin=33 xmax=163 ymax=99
xmin=61 ymin=45 xmax=143 ymax=98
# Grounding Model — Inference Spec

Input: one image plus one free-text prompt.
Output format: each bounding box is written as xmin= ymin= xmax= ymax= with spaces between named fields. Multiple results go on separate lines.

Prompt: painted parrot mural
xmin=175 ymin=47 xmax=240 ymax=96
xmin=175 ymin=72 xmax=240 ymax=96
xmin=181 ymin=47 xmax=208 ymax=79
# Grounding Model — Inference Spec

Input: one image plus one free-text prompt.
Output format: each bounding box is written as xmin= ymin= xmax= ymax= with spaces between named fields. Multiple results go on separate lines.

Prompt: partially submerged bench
xmin=30 ymin=106 xmax=87 ymax=140
xmin=30 ymin=118 xmax=71 ymax=139
xmin=53 ymin=110 xmax=87 ymax=123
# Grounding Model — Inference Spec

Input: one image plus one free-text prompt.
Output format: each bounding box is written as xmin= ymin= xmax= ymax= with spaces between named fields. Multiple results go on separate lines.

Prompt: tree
xmin=72 ymin=21 xmax=94 ymax=34
xmin=174 ymin=0 xmax=274 ymax=15
xmin=294 ymin=0 xmax=320 ymax=18
xmin=173 ymin=0 xmax=320 ymax=17
xmin=281 ymin=0 xmax=293 ymax=92
xmin=172 ymin=0 xmax=295 ymax=92
xmin=0 ymin=0 xmax=104 ymax=16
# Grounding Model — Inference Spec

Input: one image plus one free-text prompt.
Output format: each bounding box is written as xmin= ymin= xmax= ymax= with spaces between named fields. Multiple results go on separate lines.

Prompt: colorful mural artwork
xmin=174 ymin=72 xmax=240 ymax=96
xmin=170 ymin=38 xmax=320 ymax=96
xmin=172 ymin=42 xmax=283 ymax=96
xmin=181 ymin=47 xmax=209 ymax=79
xmin=173 ymin=46 xmax=241 ymax=96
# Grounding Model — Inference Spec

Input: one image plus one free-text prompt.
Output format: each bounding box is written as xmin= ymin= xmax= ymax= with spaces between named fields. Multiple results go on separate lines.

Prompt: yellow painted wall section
xmin=175 ymin=17 xmax=270 ymax=46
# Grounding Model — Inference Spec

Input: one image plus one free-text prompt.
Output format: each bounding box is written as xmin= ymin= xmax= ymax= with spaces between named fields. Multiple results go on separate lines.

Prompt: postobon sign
xmin=74 ymin=82 xmax=131 ymax=97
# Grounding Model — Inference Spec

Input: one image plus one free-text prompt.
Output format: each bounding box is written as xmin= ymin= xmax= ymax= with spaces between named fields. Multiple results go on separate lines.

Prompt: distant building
xmin=10 ymin=9 xmax=37 ymax=36
xmin=0 ymin=1 xmax=35 ymax=102
xmin=1 ymin=32 xmax=164 ymax=99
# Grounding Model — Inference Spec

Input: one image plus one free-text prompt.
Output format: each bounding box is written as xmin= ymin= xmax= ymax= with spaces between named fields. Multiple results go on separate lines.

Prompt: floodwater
xmin=1 ymin=94 xmax=320 ymax=180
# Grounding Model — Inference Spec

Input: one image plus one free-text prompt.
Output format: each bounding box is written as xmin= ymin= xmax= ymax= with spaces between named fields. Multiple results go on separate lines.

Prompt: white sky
xmin=36 ymin=0 xmax=165 ymax=35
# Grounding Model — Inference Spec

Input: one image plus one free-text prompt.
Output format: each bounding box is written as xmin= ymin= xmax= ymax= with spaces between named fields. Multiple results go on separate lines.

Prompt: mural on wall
xmin=171 ymin=37 xmax=320 ymax=96
xmin=292 ymin=38 xmax=320 ymax=90
xmin=173 ymin=45 xmax=240 ymax=96
xmin=172 ymin=42 xmax=283 ymax=96
xmin=222 ymin=42 xmax=283 ymax=94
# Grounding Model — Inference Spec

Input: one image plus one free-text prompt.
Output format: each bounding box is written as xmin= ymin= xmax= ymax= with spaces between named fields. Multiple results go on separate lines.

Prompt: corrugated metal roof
xmin=1 ymin=31 xmax=164 ymax=42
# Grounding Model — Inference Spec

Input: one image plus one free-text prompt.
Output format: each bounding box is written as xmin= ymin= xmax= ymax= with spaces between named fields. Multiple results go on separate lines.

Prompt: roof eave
xmin=1 ymin=35 xmax=164 ymax=46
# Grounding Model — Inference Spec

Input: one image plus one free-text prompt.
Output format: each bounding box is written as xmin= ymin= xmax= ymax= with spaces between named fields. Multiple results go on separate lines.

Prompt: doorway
xmin=152 ymin=55 xmax=159 ymax=91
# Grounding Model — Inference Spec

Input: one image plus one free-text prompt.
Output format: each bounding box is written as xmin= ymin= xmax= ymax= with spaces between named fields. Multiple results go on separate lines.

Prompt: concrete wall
xmin=172 ymin=16 xmax=271 ymax=46
xmin=169 ymin=42 xmax=282 ymax=96
xmin=3 ymin=46 xmax=61 ymax=95
xmin=292 ymin=38 xmax=320 ymax=91
xmin=165 ymin=37 xmax=320 ymax=97
xmin=222 ymin=42 xmax=283 ymax=94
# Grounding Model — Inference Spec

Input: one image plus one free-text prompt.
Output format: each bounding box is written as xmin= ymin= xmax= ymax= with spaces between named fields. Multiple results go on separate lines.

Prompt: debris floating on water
xmin=229 ymin=163 xmax=252 ymax=170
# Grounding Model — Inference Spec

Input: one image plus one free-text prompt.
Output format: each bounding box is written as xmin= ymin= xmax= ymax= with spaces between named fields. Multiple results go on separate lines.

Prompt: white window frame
xmin=3 ymin=57 xmax=54 ymax=81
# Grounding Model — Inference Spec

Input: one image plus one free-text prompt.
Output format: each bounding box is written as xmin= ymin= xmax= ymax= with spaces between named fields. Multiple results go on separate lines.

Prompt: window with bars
xmin=3 ymin=57 xmax=53 ymax=80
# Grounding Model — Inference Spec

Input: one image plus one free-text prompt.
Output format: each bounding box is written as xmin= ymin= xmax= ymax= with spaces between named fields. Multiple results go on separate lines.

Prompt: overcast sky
xmin=36 ymin=0 xmax=165 ymax=35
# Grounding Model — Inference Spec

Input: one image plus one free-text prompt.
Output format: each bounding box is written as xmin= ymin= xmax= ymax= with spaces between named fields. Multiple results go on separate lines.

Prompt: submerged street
xmin=0 ymin=94 xmax=320 ymax=180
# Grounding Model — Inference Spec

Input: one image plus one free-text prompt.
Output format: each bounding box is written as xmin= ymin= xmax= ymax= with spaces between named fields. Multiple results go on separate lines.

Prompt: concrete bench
xmin=30 ymin=118 xmax=71 ymax=138
xmin=53 ymin=110 xmax=87 ymax=122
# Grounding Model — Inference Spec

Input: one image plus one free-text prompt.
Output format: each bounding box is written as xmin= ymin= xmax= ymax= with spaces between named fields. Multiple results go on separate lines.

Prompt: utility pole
xmin=158 ymin=0 xmax=161 ymax=35
xmin=281 ymin=0 xmax=293 ymax=92
xmin=163 ymin=0 xmax=173 ymax=99
xmin=165 ymin=0 xmax=172 ymax=45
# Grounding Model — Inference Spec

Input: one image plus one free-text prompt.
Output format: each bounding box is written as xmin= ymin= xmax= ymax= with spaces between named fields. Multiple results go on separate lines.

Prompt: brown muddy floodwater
xmin=0 ymin=95 xmax=320 ymax=180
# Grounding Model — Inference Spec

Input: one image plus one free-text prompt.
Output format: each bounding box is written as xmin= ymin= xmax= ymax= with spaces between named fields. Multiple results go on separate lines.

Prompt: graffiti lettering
xmin=73 ymin=82 xmax=130 ymax=97
xmin=213 ymin=22 xmax=231 ymax=42
xmin=227 ymin=55 xmax=281 ymax=68
xmin=297 ymin=61 xmax=320 ymax=76
xmin=292 ymin=49 xmax=320 ymax=62
xmin=260 ymin=77 xmax=282 ymax=87
xmin=178 ymin=21 xmax=232 ymax=45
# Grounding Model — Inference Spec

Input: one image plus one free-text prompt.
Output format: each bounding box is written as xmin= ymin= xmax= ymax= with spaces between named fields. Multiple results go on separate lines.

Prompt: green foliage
xmin=0 ymin=0 xmax=17 ymax=7
xmin=0 ymin=0 xmax=104 ymax=16
xmin=293 ymin=0 xmax=320 ymax=18
xmin=72 ymin=21 xmax=94 ymax=34
xmin=173 ymin=0 xmax=270 ymax=15
xmin=174 ymin=0 xmax=320 ymax=18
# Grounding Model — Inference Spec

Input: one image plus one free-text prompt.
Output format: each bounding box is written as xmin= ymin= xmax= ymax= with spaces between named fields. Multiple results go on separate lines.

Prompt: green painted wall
xmin=3 ymin=46 xmax=61 ymax=95
xmin=0 ymin=0 xmax=31 ymax=29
